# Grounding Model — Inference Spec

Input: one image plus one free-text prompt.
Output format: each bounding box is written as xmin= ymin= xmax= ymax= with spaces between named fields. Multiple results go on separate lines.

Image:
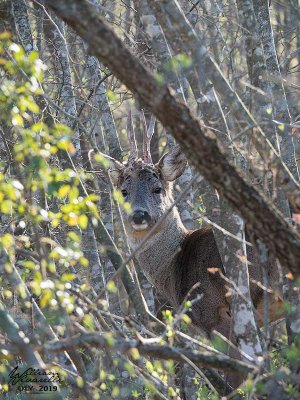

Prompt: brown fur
xmin=174 ymin=229 xmax=230 ymax=336
xmin=170 ymin=229 xmax=283 ymax=337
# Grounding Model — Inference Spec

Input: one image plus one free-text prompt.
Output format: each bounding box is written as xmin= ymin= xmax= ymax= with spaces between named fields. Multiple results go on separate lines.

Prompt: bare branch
xmin=46 ymin=332 xmax=258 ymax=376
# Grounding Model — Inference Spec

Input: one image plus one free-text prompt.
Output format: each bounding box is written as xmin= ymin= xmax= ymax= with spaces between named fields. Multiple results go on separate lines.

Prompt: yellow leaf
xmin=1 ymin=200 xmax=12 ymax=214
xmin=58 ymin=184 xmax=71 ymax=198
xmin=40 ymin=289 xmax=52 ymax=308
xmin=12 ymin=114 xmax=23 ymax=127
xmin=76 ymin=376 xmax=84 ymax=388
xmin=129 ymin=348 xmax=140 ymax=360
xmin=181 ymin=314 xmax=191 ymax=324
xmin=107 ymin=280 xmax=117 ymax=294
xmin=66 ymin=213 xmax=78 ymax=226
xmin=78 ymin=214 xmax=88 ymax=229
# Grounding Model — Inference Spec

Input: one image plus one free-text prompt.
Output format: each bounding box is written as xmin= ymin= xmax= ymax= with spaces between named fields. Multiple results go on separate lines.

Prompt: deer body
xmin=130 ymin=207 xmax=231 ymax=336
xmin=129 ymin=203 xmax=279 ymax=338
xmin=106 ymin=112 xmax=282 ymax=339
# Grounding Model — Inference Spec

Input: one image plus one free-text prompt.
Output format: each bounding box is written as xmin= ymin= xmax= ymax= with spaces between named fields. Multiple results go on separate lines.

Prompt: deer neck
xmin=128 ymin=208 xmax=188 ymax=290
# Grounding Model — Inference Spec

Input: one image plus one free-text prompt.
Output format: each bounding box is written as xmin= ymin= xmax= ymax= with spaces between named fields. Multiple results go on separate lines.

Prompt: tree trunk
xmin=152 ymin=0 xmax=262 ymax=358
xmin=252 ymin=0 xmax=300 ymax=343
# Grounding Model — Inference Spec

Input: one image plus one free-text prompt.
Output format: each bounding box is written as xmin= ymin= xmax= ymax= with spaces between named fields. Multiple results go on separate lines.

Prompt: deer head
xmin=107 ymin=110 xmax=187 ymax=240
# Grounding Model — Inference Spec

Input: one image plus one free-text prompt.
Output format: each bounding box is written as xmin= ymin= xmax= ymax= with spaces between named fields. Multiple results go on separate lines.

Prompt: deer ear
xmin=157 ymin=145 xmax=187 ymax=181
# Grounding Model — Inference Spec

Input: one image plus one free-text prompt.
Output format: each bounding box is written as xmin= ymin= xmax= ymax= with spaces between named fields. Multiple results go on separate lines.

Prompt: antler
xmin=141 ymin=110 xmax=156 ymax=164
xmin=127 ymin=109 xmax=138 ymax=160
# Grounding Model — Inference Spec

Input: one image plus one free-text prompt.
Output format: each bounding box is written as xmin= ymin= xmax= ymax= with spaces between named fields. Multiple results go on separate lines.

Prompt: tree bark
xmin=253 ymin=0 xmax=299 ymax=182
xmin=11 ymin=0 xmax=34 ymax=52
xmin=252 ymin=0 xmax=300 ymax=342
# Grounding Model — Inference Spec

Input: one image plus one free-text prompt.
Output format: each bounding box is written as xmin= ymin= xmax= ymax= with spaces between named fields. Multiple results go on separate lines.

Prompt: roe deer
xmin=105 ymin=111 xmax=282 ymax=341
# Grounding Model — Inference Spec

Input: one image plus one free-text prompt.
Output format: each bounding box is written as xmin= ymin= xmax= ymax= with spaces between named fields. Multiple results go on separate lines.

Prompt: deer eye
xmin=121 ymin=189 xmax=128 ymax=197
xmin=153 ymin=187 xmax=162 ymax=194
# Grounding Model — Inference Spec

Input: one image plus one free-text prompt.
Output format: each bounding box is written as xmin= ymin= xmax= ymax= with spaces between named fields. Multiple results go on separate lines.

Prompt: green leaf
xmin=79 ymin=256 xmax=89 ymax=267
xmin=61 ymin=273 xmax=75 ymax=282
xmin=76 ymin=376 xmax=84 ymax=388
xmin=107 ymin=89 xmax=118 ymax=102
xmin=94 ymin=152 xmax=109 ymax=167
xmin=83 ymin=314 xmax=95 ymax=330
xmin=22 ymin=96 xmax=39 ymax=113
xmin=21 ymin=261 xmax=36 ymax=270
xmin=11 ymin=114 xmax=23 ymax=126
xmin=107 ymin=280 xmax=117 ymax=294
xmin=1 ymin=200 xmax=12 ymax=214
xmin=181 ymin=314 xmax=191 ymax=324
xmin=28 ymin=50 xmax=39 ymax=62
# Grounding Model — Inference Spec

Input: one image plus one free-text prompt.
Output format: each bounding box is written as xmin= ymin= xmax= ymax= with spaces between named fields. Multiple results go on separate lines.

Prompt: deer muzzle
xmin=129 ymin=210 xmax=151 ymax=231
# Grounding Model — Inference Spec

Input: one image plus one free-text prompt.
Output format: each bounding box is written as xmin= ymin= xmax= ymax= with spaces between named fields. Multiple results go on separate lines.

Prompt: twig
xmin=71 ymin=72 xmax=112 ymax=131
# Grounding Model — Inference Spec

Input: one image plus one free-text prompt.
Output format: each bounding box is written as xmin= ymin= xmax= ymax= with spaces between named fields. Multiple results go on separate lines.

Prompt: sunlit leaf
xmin=78 ymin=214 xmax=88 ymax=229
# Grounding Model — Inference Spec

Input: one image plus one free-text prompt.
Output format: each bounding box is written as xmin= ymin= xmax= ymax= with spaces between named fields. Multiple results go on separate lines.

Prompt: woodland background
xmin=0 ymin=0 xmax=300 ymax=399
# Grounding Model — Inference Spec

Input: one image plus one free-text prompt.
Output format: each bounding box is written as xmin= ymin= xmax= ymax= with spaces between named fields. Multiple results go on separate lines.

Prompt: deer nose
xmin=130 ymin=210 xmax=151 ymax=225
